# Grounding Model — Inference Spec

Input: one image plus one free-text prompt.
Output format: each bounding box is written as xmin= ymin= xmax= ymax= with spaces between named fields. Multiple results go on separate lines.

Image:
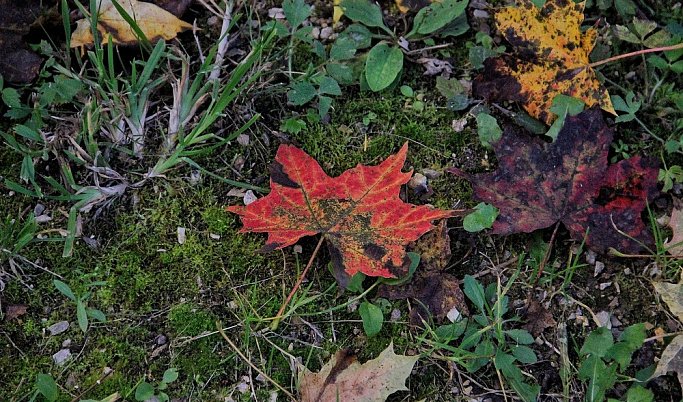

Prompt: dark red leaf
xmin=449 ymin=107 xmax=659 ymax=254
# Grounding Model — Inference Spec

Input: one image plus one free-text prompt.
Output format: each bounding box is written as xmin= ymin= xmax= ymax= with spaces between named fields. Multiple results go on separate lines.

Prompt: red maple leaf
xmin=227 ymin=143 xmax=456 ymax=286
xmin=449 ymin=107 xmax=659 ymax=254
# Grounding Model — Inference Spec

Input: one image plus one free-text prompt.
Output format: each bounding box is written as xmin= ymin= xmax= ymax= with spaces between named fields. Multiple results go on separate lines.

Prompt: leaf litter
xmin=298 ymin=342 xmax=419 ymax=402
xmin=449 ymin=107 xmax=659 ymax=254
xmin=228 ymin=143 xmax=459 ymax=288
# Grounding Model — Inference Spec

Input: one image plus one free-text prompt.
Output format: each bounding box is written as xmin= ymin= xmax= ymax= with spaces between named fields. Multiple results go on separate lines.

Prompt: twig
xmin=216 ymin=322 xmax=296 ymax=401
xmin=644 ymin=330 xmax=683 ymax=343
xmin=589 ymin=42 xmax=683 ymax=68
xmin=69 ymin=369 xmax=115 ymax=402
xmin=271 ymin=236 xmax=325 ymax=330
xmin=405 ymin=43 xmax=453 ymax=55
xmin=525 ymin=222 xmax=560 ymax=308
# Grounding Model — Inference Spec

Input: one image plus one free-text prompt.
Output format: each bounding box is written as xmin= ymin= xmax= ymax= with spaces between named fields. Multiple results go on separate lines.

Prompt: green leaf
xmin=400 ymin=85 xmax=414 ymax=97
xmin=613 ymin=25 xmax=640 ymax=44
xmin=626 ymin=386 xmax=654 ymax=402
xmin=546 ymin=95 xmax=585 ymax=141
xmin=580 ymin=326 xmax=614 ymax=359
xmin=416 ymin=0 xmax=467 ymax=35
xmin=54 ymin=280 xmax=76 ymax=301
xmin=282 ymin=0 xmax=311 ymax=30
xmin=346 ymin=272 xmax=366 ymax=293
xmin=318 ymin=95 xmax=333 ymax=118
xmin=2 ymin=88 xmax=21 ymax=108
xmin=632 ymin=18 xmax=657 ymax=38
xmin=619 ymin=323 xmax=646 ymax=349
xmin=511 ymin=345 xmax=538 ymax=364
xmin=327 ymin=62 xmax=356 ymax=85
xmin=447 ymin=94 xmax=470 ymax=111
xmin=476 ymin=113 xmax=502 ymax=147
xmin=469 ymin=46 xmax=500 ymax=69
xmin=36 ymin=374 xmax=59 ymax=402
xmin=280 ymin=117 xmax=306 ymax=134
xmin=359 ymin=301 xmax=383 ymax=337
xmin=293 ymin=26 xmax=315 ymax=44
xmin=319 ymin=76 xmax=341 ymax=96
xmin=578 ymin=355 xmax=617 ymax=402
xmin=505 ymin=329 xmax=535 ymax=345
xmin=162 ymin=368 xmax=179 ymax=384
xmin=135 ymin=381 xmax=156 ymax=401
xmin=643 ymin=29 xmax=670 ymax=48
xmin=463 ymin=275 xmax=486 ymax=313
xmin=647 ymin=55 xmax=669 ymax=70
xmin=435 ymin=76 xmax=464 ymax=99
xmin=604 ymin=342 xmax=634 ymax=371
xmin=87 ymin=308 xmax=106 ymax=322
xmin=463 ymin=202 xmax=498 ymax=232
xmin=77 ymin=300 xmax=88 ymax=332
xmin=338 ymin=24 xmax=373 ymax=49
xmin=339 ymin=0 xmax=389 ymax=33
xmin=330 ymin=37 xmax=358 ymax=60
xmin=365 ymin=44 xmax=403 ymax=92
xmin=288 ymin=82 xmax=317 ymax=105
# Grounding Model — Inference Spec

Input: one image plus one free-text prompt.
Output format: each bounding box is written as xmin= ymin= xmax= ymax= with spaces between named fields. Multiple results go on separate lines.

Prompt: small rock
xmin=52 ymin=348 xmax=72 ymax=366
xmin=237 ymin=134 xmax=250 ymax=146
xmin=210 ymin=233 xmax=220 ymax=240
xmin=586 ymin=249 xmax=597 ymax=265
xmin=268 ymin=7 xmax=285 ymax=19
xmin=408 ymin=173 xmax=427 ymax=190
xmin=447 ymin=306 xmax=461 ymax=323
xmin=451 ymin=118 xmax=467 ymax=133
xmin=256 ymin=373 xmax=267 ymax=383
xmin=594 ymin=261 xmax=605 ymax=277
xmin=596 ymin=311 xmax=611 ymax=329
xmin=177 ymin=227 xmax=186 ymax=245
xmin=244 ymin=190 xmax=257 ymax=206
xmin=48 ymin=321 xmax=70 ymax=336
xmin=155 ymin=334 xmax=167 ymax=345
xmin=35 ymin=214 xmax=52 ymax=223
xmin=599 ymin=282 xmax=612 ymax=290
xmin=320 ymin=27 xmax=334 ymax=40
xmin=611 ymin=315 xmax=623 ymax=328
xmin=347 ymin=298 xmax=360 ymax=312
xmin=390 ymin=309 xmax=401 ymax=322
xmin=227 ymin=188 xmax=247 ymax=197
xmin=34 ymin=204 xmax=45 ymax=215
xmin=422 ymin=169 xmax=442 ymax=179
xmin=62 ymin=339 xmax=71 ymax=348
xmin=312 ymin=27 xmax=320 ymax=39
xmin=473 ymin=9 xmax=490 ymax=18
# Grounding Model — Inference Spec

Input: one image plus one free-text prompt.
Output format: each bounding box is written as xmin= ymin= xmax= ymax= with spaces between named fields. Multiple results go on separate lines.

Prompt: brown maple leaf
xmin=449 ymin=107 xmax=659 ymax=254
xmin=228 ymin=143 xmax=456 ymax=287
xmin=298 ymin=342 xmax=419 ymax=402
xmin=473 ymin=0 xmax=616 ymax=125
xmin=378 ymin=220 xmax=469 ymax=328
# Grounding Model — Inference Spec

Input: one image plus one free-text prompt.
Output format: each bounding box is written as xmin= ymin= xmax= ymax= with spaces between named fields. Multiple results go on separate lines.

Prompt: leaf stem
xmin=271 ymin=236 xmax=325 ymax=330
xmin=589 ymin=43 xmax=683 ymax=69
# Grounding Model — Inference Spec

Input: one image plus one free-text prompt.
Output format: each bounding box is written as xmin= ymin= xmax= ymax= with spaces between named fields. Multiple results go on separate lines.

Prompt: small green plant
xmin=577 ymin=324 xmax=654 ymax=402
xmin=0 ymin=213 xmax=39 ymax=289
xmin=135 ymin=368 xmax=179 ymax=402
xmin=463 ymin=202 xmax=498 ymax=232
xmin=659 ymin=161 xmax=683 ymax=192
xmin=419 ymin=272 xmax=540 ymax=401
xmin=54 ymin=278 xmax=106 ymax=332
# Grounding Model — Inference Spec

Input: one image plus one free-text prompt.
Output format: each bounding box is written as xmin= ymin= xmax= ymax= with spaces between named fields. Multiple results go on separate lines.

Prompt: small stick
xmin=271 ymin=236 xmax=325 ymax=330
xmin=70 ymin=369 xmax=115 ymax=402
xmin=525 ymin=222 xmax=560 ymax=309
xmin=217 ymin=322 xmax=296 ymax=401
xmin=589 ymin=42 xmax=683 ymax=68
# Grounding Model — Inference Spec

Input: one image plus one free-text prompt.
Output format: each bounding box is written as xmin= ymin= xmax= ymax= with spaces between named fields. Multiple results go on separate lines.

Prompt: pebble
xmin=594 ymin=261 xmax=605 ymax=277
xmin=312 ymin=27 xmax=320 ymax=39
xmin=62 ymin=339 xmax=71 ymax=348
xmin=155 ymin=334 xmax=167 ymax=345
xmin=52 ymin=348 xmax=71 ymax=366
xmin=473 ymin=9 xmax=490 ymax=18
xmin=390 ymin=309 xmax=401 ymax=322
xmin=320 ymin=27 xmax=334 ymax=40
xmin=48 ymin=321 xmax=69 ymax=336
xmin=244 ymin=190 xmax=257 ymax=205
xmin=586 ymin=249 xmax=597 ymax=265
xmin=599 ymin=282 xmax=612 ymax=290
xmin=596 ymin=311 xmax=611 ymax=329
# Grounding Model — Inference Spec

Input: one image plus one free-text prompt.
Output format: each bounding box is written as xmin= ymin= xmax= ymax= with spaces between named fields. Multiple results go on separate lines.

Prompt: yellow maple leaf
xmin=71 ymin=0 xmax=192 ymax=47
xmin=474 ymin=0 xmax=616 ymax=125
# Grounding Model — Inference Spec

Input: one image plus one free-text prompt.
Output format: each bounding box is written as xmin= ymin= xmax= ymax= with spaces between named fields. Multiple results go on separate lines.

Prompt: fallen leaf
xmin=0 ymin=0 xmax=51 ymax=83
xmin=379 ymin=220 xmax=469 ymax=327
xmin=228 ymin=143 xmax=457 ymax=287
xmin=70 ymin=0 xmax=192 ymax=47
xmin=5 ymin=303 xmax=28 ymax=320
xmin=665 ymin=198 xmax=683 ymax=258
xmin=654 ymin=281 xmax=683 ymax=322
xmin=473 ymin=0 xmax=615 ymax=124
xmin=650 ymin=334 xmax=683 ymax=390
xmin=449 ymin=107 xmax=659 ymax=254
xmin=523 ymin=300 xmax=556 ymax=337
xmin=298 ymin=342 xmax=419 ymax=402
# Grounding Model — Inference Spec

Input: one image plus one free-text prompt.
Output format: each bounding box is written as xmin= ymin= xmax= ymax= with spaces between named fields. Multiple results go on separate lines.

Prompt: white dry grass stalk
xmin=208 ymin=0 xmax=234 ymax=82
